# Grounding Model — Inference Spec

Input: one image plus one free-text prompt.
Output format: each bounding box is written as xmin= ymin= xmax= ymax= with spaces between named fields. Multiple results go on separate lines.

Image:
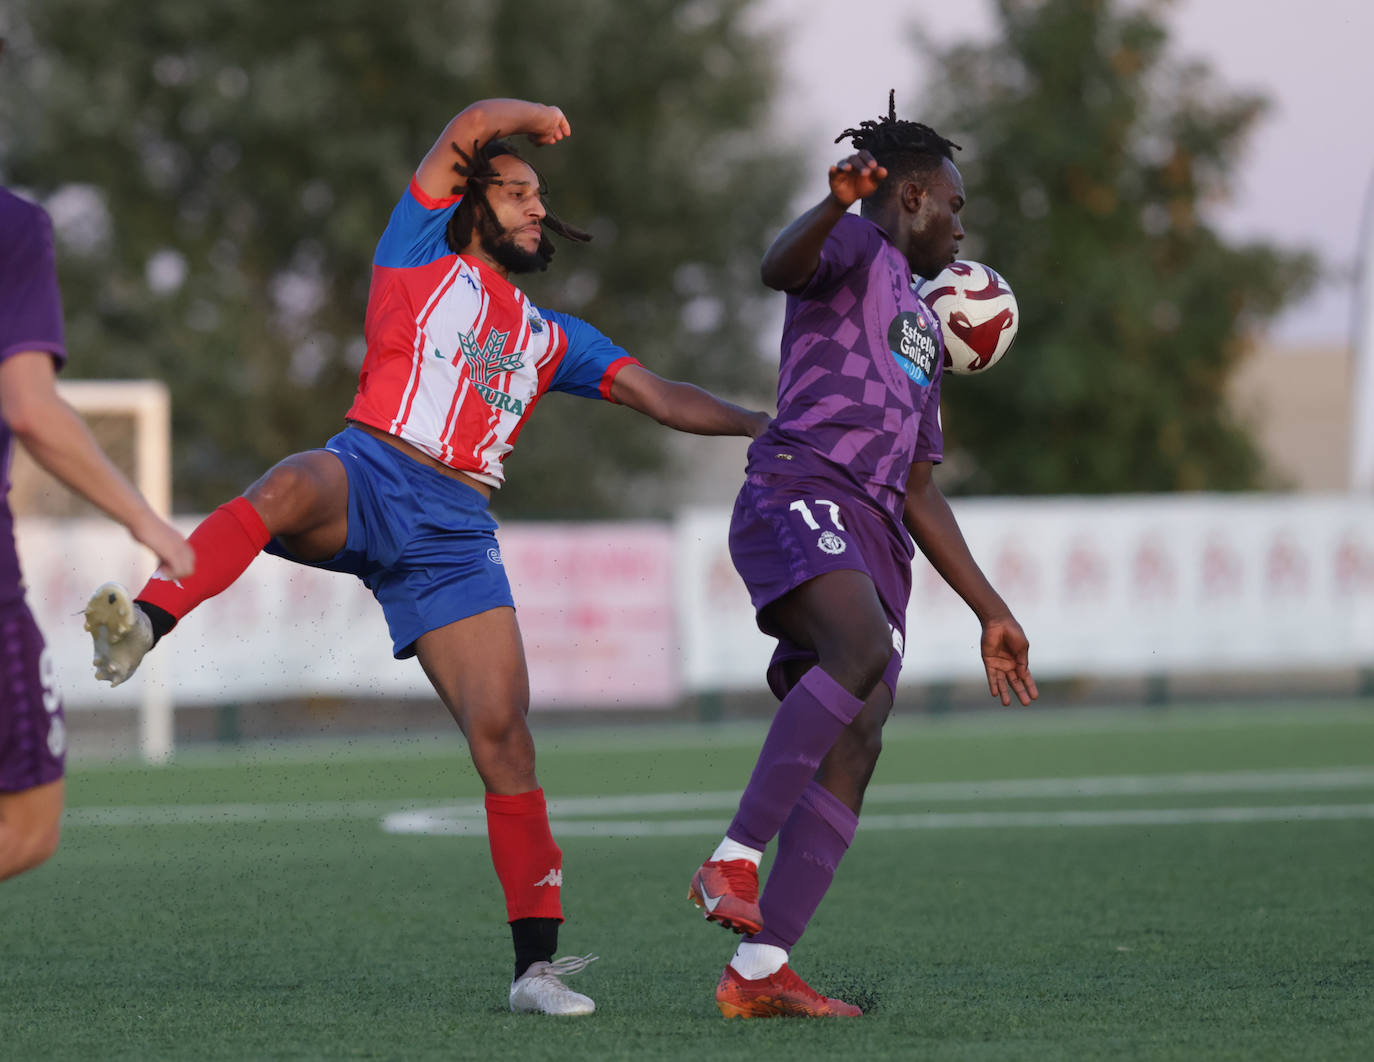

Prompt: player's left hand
xmin=980 ymin=615 xmax=1037 ymax=707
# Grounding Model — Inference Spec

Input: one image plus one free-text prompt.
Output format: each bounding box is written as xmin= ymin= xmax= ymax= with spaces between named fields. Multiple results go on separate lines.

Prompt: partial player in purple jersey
xmin=688 ymin=94 xmax=1039 ymax=1018
xmin=0 ymin=181 xmax=194 ymax=883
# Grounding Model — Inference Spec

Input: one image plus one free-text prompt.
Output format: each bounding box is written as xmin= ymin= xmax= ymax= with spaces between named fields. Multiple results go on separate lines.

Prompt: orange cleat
xmin=688 ymin=859 xmax=763 ymax=935
xmin=714 ymin=963 xmax=862 ymax=1019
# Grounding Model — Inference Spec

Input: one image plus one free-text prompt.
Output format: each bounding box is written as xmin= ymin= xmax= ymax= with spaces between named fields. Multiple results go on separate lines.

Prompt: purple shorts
xmin=1 ymin=602 xmax=66 ymax=793
xmin=728 ymin=471 xmax=913 ymax=700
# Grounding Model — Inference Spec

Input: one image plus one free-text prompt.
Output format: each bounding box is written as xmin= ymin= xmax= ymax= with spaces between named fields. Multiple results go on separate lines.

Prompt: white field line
xmin=61 ymin=767 xmax=1374 ymax=833
xmin=383 ymin=803 xmax=1374 ymax=837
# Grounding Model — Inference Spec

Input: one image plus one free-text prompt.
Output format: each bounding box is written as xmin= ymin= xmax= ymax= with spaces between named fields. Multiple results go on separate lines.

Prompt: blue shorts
xmin=0 ymin=601 xmax=66 ymax=793
xmin=265 ymin=427 xmax=513 ymax=658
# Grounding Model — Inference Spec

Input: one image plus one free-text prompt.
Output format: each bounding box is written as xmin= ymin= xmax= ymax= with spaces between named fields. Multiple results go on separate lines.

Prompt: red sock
xmin=486 ymin=789 xmax=564 ymax=922
xmin=137 ymin=497 xmax=271 ymax=624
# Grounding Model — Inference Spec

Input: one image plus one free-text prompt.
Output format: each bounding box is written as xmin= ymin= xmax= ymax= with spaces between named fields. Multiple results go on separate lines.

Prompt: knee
xmin=843 ymin=713 xmax=885 ymax=770
xmin=465 ymin=711 xmax=536 ymax=772
xmin=245 ymin=457 xmax=333 ymax=534
xmin=821 ymin=722 xmax=883 ymax=802
xmin=0 ymin=820 xmax=60 ymax=881
xmin=29 ymin=822 xmax=60 ymax=870
xmin=822 ymin=637 xmax=892 ymax=699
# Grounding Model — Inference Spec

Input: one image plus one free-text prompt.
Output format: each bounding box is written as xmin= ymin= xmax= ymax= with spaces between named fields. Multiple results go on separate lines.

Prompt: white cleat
xmin=83 ymin=582 xmax=154 ymax=687
xmin=509 ymin=954 xmax=598 ymax=1016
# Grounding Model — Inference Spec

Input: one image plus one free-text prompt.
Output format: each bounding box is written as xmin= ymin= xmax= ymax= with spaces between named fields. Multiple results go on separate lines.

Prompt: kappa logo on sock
xmin=533 ymin=868 xmax=563 ymax=887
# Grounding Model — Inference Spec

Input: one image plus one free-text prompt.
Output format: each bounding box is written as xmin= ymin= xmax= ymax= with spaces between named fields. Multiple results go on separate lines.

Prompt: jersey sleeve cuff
xmin=599 ymin=355 xmax=642 ymax=402
xmin=0 ymin=341 xmax=67 ymax=368
xmin=408 ymin=175 xmax=463 ymax=211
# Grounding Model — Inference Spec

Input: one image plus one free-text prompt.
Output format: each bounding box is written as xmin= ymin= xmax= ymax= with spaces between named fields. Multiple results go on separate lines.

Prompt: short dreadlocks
xmin=444 ymin=138 xmax=590 ymax=271
xmin=835 ymin=90 xmax=961 ymax=196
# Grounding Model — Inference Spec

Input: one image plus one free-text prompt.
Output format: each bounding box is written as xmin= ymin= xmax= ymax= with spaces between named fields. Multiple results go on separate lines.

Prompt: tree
xmin=0 ymin=0 xmax=794 ymax=516
xmin=914 ymin=0 xmax=1316 ymax=494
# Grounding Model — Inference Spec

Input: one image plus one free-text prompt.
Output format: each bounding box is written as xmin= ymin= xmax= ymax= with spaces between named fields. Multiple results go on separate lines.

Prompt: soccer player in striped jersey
xmin=82 ymin=97 xmax=768 ymax=1014
xmin=0 ymin=181 xmax=194 ymax=884
xmin=687 ymin=95 xmax=1037 ymax=1018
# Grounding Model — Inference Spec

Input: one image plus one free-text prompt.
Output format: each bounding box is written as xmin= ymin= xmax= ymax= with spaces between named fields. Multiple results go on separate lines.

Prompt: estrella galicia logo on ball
xmin=887 ymin=310 xmax=940 ymax=386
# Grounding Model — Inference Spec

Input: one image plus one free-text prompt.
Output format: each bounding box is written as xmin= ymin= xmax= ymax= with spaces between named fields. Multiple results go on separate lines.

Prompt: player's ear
xmin=900 ymin=180 xmax=924 ymax=213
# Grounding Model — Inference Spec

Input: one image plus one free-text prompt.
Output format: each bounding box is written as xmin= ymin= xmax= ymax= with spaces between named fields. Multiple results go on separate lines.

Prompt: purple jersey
xmin=0 ymin=189 xmax=68 ymax=608
xmin=749 ymin=212 xmax=944 ymax=530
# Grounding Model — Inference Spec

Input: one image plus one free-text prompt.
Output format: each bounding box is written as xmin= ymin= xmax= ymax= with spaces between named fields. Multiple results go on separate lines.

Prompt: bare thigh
xmin=242 ymin=449 xmax=351 ymax=562
xmin=0 ymin=778 xmax=65 ymax=880
xmin=762 ymin=568 xmax=895 ymax=699
xmin=413 ymin=607 xmax=536 ymax=795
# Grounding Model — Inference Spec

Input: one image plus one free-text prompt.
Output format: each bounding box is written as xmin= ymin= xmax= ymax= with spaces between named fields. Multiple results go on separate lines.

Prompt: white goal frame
xmin=59 ymin=380 xmax=175 ymax=763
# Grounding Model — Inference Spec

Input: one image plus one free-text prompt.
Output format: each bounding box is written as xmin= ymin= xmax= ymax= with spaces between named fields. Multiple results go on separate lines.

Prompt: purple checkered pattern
xmin=1 ymin=603 xmax=66 ymax=792
xmin=749 ymin=212 xmax=944 ymax=529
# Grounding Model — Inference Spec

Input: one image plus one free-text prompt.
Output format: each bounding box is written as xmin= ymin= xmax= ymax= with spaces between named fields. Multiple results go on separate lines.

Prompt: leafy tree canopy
xmin=914 ymin=0 xmax=1316 ymax=494
xmin=1 ymin=0 xmax=796 ymax=516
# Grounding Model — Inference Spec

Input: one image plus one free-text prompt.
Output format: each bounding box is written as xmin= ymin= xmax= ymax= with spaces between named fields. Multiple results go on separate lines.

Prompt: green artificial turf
xmin=2 ymin=701 xmax=1371 ymax=1060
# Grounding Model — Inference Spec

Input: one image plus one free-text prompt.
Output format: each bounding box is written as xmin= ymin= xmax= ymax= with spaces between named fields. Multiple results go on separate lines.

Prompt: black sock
xmin=136 ymin=601 xmax=177 ymax=647
xmin=511 ymin=917 xmax=560 ymax=979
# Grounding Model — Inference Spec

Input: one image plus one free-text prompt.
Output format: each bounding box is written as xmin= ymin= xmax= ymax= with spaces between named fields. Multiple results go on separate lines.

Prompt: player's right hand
xmin=134 ymin=515 xmax=196 ymax=581
xmin=828 ymin=150 xmax=887 ymax=207
xmin=524 ymin=105 xmax=571 ymax=146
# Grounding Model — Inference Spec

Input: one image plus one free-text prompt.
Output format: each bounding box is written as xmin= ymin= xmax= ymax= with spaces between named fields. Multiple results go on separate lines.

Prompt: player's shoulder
xmin=832 ymin=211 xmax=883 ymax=239
xmin=827 ymin=211 xmax=891 ymax=259
xmin=0 ymin=188 xmax=51 ymax=241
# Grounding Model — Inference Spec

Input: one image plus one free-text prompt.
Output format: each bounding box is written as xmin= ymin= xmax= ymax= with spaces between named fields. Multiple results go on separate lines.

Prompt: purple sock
xmin=752 ymin=781 xmax=858 ymax=951
xmin=726 ymin=667 xmax=863 ymax=851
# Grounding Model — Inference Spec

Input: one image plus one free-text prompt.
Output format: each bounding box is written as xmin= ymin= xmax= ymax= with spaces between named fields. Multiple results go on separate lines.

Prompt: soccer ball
xmin=916 ymin=261 xmax=1019 ymax=375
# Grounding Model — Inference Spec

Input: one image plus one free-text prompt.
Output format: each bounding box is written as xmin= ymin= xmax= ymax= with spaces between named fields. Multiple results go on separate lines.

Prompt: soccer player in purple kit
xmin=688 ymin=94 xmax=1038 ymax=1018
xmin=0 ymin=182 xmax=195 ymax=882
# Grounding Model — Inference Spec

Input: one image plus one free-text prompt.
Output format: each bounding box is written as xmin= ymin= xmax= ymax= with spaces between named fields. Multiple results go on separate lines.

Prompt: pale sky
xmin=754 ymin=0 xmax=1374 ymax=348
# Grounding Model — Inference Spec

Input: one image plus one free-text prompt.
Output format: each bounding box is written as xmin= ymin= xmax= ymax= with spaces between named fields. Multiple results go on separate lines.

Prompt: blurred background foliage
xmin=0 ymin=0 xmax=1316 ymax=511
xmin=919 ymin=0 xmax=1316 ymax=493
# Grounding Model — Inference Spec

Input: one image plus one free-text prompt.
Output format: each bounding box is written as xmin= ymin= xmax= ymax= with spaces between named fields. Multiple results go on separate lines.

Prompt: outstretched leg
xmin=413 ymin=607 xmax=595 ymax=1017
xmin=85 ymin=449 xmax=350 ymax=685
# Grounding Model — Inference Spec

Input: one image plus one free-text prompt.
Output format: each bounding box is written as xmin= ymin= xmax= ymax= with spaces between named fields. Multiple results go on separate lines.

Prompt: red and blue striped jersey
xmin=346 ymin=178 xmax=639 ymax=486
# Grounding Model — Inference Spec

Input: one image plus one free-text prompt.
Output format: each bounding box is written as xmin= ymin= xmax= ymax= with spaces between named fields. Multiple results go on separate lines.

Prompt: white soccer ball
xmin=916 ymin=260 xmax=1020 ymax=375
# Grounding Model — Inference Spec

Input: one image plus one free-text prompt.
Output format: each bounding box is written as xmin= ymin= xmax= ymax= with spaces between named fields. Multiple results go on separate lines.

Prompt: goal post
xmin=10 ymin=379 xmax=175 ymax=763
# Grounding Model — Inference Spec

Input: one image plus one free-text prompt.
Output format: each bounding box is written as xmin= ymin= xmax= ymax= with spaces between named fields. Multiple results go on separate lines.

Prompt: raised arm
xmin=0 ymin=352 xmax=194 ymax=578
xmin=414 ymin=98 xmax=571 ymax=201
xmin=902 ymin=460 xmax=1037 ymax=707
xmin=760 ymin=150 xmax=887 ymax=293
xmin=610 ymin=364 xmax=770 ymax=438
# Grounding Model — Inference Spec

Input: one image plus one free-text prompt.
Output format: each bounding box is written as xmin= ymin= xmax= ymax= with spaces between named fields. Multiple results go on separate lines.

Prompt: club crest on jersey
xmin=818 ymin=531 xmax=847 ymax=555
xmin=459 ymin=328 xmax=526 ymax=415
xmin=527 ymin=309 xmax=545 ymax=335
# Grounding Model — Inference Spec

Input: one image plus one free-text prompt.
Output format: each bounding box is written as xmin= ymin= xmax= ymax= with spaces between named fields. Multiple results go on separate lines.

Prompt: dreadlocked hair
xmin=444 ymin=138 xmax=591 ymax=270
xmin=835 ymin=89 xmax=961 ymax=193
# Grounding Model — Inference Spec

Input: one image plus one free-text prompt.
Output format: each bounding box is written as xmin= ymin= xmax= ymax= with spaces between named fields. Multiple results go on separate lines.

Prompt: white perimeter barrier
xmin=17 ymin=519 xmax=678 ymax=711
xmin=17 ymin=493 xmax=1374 ymax=713
xmin=675 ymin=494 xmax=1374 ymax=690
